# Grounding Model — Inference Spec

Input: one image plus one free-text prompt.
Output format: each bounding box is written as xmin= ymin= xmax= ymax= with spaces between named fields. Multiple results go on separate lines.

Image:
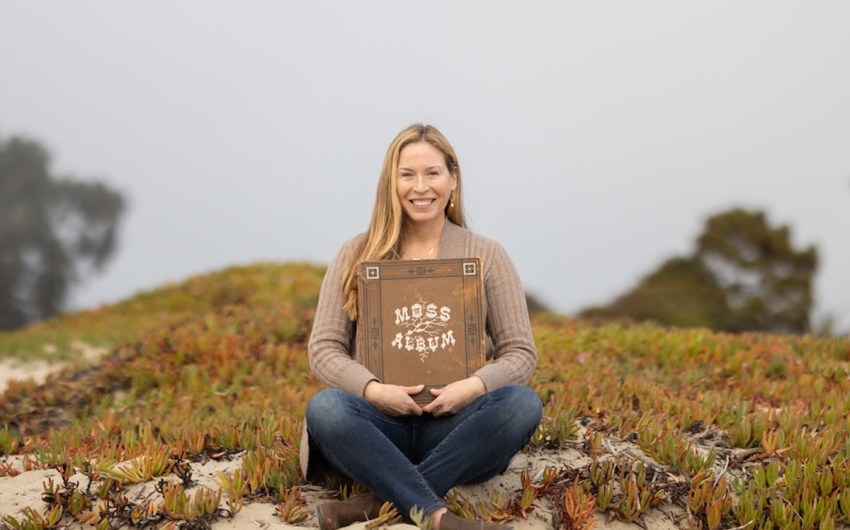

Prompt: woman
xmin=303 ymin=124 xmax=542 ymax=530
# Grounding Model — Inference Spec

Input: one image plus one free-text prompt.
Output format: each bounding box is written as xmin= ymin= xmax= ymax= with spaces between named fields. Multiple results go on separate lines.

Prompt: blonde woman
xmin=303 ymin=124 xmax=541 ymax=530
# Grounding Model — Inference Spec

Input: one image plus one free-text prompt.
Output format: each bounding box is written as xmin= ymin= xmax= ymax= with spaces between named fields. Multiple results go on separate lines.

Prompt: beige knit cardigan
xmin=300 ymin=220 xmax=538 ymax=478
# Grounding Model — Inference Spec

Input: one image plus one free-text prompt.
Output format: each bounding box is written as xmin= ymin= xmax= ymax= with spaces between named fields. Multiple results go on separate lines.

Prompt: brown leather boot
xmin=439 ymin=512 xmax=513 ymax=530
xmin=315 ymin=493 xmax=384 ymax=530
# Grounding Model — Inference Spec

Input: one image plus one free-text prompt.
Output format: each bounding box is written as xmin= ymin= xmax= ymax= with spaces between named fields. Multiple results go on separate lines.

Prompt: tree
xmin=525 ymin=292 xmax=551 ymax=315
xmin=581 ymin=208 xmax=818 ymax=334
xmin=0 ymin=132 xmax=125 ymax=330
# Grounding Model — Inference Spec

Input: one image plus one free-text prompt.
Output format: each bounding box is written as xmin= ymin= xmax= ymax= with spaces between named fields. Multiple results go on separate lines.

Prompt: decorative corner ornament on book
xmin=358 ymin=258 xmax=486 ymax=405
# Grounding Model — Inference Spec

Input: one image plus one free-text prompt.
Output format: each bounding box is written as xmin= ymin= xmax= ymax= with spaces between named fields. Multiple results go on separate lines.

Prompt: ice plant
xmin=0 ymin=262 xmax=849 ymax=528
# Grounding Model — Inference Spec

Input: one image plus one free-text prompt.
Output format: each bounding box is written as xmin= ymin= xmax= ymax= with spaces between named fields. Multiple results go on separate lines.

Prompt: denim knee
xmin=494 ymin=385 xmax=543 ymax=436
xmin=306 ymin=389 xmax=356 ymax=437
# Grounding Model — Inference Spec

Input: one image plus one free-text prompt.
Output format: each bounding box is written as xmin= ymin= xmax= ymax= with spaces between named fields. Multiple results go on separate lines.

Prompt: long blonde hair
xmin=341 ymin=124 xmax=466 ymax=320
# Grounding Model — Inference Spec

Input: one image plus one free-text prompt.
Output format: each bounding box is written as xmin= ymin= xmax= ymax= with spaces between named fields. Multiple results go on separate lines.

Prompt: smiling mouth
xmin=410 ymin=199 xmax=436 ymax=206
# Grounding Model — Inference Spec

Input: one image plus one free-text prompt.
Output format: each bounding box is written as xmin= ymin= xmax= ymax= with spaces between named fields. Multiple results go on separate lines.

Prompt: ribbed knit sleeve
xmin=308 ymin=239 xmax=378 ymax=397
xmin=472 ymin=241 xmax=538 ymax=391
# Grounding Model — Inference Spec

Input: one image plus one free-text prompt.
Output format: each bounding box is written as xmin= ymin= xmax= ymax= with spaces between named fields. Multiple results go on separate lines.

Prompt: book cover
xmin=358 ymin=258 xmax=486 ymax=405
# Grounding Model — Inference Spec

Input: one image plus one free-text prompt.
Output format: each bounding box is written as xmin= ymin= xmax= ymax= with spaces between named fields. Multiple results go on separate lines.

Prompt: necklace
xmin=405 ymin=245 xmax=437 ymax=260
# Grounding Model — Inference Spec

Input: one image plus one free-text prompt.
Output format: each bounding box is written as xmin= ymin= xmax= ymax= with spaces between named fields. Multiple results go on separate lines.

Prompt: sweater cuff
xmin=473 ymin=363 xmax=509 ymax=393
xmin=340 ymin=364 xmax=382 ymax=398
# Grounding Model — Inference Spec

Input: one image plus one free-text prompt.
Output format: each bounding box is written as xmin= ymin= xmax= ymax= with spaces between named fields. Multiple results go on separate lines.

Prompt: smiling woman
xmin=302 ymin=124 xmax=541 ymax=530
xmin=336 ymin=125 xmax=468 ymax=319
xmin=395 ymin=141 xmax=457 ymax=252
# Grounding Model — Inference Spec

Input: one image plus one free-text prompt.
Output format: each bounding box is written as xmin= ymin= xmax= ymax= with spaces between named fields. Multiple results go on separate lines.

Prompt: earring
xmin=449 ymin=193 xmax=455 ymax=208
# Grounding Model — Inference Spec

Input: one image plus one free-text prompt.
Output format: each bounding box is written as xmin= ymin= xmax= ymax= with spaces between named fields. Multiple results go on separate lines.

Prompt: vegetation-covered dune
xmin=1 ymin=263 xmax=849 ymax=529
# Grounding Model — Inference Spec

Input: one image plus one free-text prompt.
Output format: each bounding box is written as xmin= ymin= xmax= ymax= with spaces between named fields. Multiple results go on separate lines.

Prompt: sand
xmin=0 ymin=359 xmax=64 ymax=395
xmin=0 ymin=444 xmax=685 ymax=530
xmin=0 ymin=341 xmax=108 ymax=394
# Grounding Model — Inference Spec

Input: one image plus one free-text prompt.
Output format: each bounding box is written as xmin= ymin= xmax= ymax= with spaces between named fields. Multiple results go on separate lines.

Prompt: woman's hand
xmin=422 ymin=376 xmax=486 ymax=417
xmin=363 ymin=381 xmax=425 ymax=417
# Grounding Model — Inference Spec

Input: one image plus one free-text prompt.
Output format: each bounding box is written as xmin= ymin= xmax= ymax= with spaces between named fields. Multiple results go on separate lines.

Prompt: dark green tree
xmin=582 ymin=208 xmax=817 ymax=334
xmin=0 ymin=132 xmax=125 ymax=330
xmin=525 ymin=292 xmax=551 ymax=316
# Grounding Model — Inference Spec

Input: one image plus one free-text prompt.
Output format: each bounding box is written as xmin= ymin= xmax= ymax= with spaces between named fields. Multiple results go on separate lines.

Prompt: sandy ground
xmin=0 ymin=446 xmax=685 ymax=530
xmin=0 ymin=360 xmax=62 ymax=394
xmin=0 ymin=341 xmax=107 ymax=394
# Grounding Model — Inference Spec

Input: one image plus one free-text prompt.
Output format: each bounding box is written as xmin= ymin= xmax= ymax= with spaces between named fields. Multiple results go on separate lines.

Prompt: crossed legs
xmin=305 ymin=385 xmax=542 ymax=519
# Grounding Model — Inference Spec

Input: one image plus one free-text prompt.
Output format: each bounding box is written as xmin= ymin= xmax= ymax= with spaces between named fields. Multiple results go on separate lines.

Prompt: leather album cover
xmin=358 ymin=258 xmax=486 ymax=405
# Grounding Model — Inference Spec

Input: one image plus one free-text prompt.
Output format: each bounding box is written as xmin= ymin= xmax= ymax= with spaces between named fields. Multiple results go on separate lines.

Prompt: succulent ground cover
xmin=1 ymin=263 xmax=849 ymax=529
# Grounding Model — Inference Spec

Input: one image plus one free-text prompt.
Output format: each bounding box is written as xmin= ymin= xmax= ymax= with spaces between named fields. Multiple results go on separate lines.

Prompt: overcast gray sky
xmin=2 ymin=2 xmax=849 ymax=333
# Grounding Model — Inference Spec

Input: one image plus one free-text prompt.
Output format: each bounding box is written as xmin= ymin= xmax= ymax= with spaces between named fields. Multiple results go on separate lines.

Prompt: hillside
xmin=1 ymin=263 xmax=849 ymax=530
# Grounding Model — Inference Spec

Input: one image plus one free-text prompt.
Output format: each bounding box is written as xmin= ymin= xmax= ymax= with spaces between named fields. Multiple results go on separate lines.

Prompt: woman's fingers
xmin=366 ymin=382 xmax=423 ymax=416
xmin=423 ymin=377 xmax=486 ymax=416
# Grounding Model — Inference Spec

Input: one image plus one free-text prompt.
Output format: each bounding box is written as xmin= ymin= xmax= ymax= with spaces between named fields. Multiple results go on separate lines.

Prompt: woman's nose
xmin=413 ymin=176 xmax=429 ymax=191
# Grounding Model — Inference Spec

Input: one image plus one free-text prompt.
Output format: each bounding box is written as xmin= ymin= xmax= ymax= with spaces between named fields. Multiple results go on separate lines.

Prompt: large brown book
xmin=358 ymin=258 xmax=486 ymax=405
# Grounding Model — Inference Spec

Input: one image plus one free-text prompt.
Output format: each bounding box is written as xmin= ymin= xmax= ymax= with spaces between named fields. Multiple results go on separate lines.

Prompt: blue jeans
xmin=305 ymin=385 xmax=542 ymax=518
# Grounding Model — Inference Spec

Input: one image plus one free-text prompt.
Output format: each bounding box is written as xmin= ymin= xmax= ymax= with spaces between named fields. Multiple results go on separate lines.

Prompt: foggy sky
xmin=2 ymin=2 xmax=849 ymax=332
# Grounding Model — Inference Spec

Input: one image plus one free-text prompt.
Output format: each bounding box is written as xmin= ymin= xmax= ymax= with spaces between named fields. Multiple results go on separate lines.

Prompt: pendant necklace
xmin=407 ymin=245 xmax=437 ymax=260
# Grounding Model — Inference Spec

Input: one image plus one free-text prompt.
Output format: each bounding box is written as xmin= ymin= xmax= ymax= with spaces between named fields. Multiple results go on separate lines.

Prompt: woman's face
xmin=396 ymin=141 xmax=457 ymax=228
